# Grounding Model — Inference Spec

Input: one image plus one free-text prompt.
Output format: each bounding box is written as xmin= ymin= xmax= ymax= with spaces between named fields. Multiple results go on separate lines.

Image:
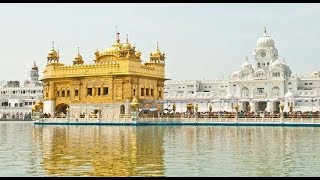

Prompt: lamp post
xmin=156 ymin=102 xmax=161 ymax=118
xmin=145 ymin=103 xmax=150 ymax=116
xmin=209 ymin=104 xmax=212 ymax=114
xmin=195 ymin=103 xmax=198 ymax=119
xmin=219 ymin=99 xmax=222 ymax=119
xmin=130 ymin=96 xmax=139 ymax=121
xmin=186 ymin=103 xmax=191 ymax=113
xmin=235 ymin=103 xmax=239 ymax=122
xmin=32 ymin=105 xmax=36 ymax=119
xmin=172 ymin=103 xmax=176 ymax=115
xmin=279 ymin=102 xmax=284 ymax=123
xmin=66 ymin=107 xmax=69 ymax=119
xmin=289 ymin=103 xmax=293 ymax=112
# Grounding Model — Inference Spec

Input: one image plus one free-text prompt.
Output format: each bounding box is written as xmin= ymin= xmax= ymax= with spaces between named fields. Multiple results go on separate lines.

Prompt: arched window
xmin=241 ymin=87 xmax=249 ymax=97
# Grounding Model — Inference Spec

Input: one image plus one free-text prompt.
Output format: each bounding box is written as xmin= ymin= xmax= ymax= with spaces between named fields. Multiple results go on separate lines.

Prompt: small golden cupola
xmin=106 ymin=32 xmax=123 ymax=53
xmin=122 ymin=34 xmax=132 ymax=50
xmin=47 ymin=42 xmax=60 ymax=64
xmin=149 ymin=42 xmax=165 ymax=64
xmin=73 ymin=47 xmax=84 ymax=65
xmin=135 ymin=50 xmax=142 ymax=59
xmin=94 ymin=49 xmax=100 ymax=59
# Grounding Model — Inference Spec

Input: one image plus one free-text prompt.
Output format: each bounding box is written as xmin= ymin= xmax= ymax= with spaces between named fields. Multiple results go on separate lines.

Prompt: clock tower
xmin=253 ymin=27 xmax=278 ymax=70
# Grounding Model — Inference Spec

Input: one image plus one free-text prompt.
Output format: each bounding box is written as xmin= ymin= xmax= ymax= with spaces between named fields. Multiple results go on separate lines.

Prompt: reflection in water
xmin=1 ymin=122 xmax=320 ymax=176
xmin=163 ymin=126 xmax=320 ymax=176
xmin=32 ymin=125 xmax=165 ymax=176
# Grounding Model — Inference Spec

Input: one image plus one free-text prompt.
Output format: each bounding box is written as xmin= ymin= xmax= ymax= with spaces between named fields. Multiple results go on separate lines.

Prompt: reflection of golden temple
xmin=33 ymin=126 xmax=165 ymax=176
xmin=42 ymin=33 xmax=168 ymax=119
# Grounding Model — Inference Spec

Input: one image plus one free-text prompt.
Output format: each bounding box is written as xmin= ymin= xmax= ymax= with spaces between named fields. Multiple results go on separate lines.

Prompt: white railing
xmin=35 ymin=115 xmax=320 ymax=125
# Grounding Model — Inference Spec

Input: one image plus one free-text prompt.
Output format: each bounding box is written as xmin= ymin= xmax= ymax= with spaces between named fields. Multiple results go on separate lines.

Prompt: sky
xmin=0 ymin=3 xmax=320 ymax=82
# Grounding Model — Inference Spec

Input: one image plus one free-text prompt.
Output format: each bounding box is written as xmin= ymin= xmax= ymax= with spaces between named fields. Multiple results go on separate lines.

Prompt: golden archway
xmin=55 ymin=103 xmax=69 ymax=117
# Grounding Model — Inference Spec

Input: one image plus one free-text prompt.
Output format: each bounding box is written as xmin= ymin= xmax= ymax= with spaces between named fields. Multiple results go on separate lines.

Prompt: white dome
xmin=256 ymin=30 xmax=274 ymax=48
xmin=241 ymin=57 xmax=252 ymax=69
xmin=232 ymin=70 xmax=241 ymax=77
xmin=271 ymin=58 xmax=283 ymax=68
xmin=285 ymin=90 xmax=294 ymax=99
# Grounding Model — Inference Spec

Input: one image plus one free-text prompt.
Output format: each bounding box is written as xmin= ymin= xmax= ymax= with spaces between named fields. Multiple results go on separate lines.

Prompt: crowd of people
xmin=139 ymin=110 xmax=320 ymax=119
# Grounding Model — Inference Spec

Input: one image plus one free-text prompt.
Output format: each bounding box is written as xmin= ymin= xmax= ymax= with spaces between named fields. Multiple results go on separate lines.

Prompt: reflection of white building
xmin=164 ymin=28 xmax=320 ymax=113
xmin=0 ymin=62 xmax=43 ymax=120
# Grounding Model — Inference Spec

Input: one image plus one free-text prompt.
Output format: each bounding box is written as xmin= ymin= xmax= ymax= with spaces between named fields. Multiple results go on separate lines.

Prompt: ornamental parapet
xmin=44 ymin=63 xmax=165 ymax=79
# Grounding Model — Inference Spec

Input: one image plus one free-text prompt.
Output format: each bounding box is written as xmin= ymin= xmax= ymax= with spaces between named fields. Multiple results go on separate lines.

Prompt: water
xmin=0 ymin=121 xmax=320 ymax=177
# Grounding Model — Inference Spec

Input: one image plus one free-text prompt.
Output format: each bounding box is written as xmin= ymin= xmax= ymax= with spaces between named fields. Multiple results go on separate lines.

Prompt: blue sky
xmin=0 ymin=3 xmax=320 ymax=81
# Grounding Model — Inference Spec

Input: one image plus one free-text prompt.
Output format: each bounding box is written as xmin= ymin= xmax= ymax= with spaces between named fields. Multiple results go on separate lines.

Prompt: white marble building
xmin=0 ymin=62 xmax=43 ymax=120
xmin=164 ymin=28 xmax=320 ymax=113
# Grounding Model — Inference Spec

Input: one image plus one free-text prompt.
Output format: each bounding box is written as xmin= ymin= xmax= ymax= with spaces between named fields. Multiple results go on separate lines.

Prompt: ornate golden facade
xmin=42 ymin=32 xmax=167 ymax=118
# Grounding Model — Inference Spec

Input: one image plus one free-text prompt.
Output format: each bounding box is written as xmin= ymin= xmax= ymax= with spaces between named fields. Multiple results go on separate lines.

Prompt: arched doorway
xmin=257 ymin=101 xmax=267 ymax=112
xmin=242 ymin=101 xmax=249 ymax=111
xmin=273 ymin=101 xmax=280 ymax=113
xmin=120 ymin=105 xmax=125 ymax=114
xmin=55 ymin=103 xmax=69 ymax=117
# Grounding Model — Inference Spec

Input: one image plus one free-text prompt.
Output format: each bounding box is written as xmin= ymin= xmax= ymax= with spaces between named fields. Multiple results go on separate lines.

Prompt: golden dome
xmin=106 ymin=44 xmax=122 ymax=53
xmin=74 ymin=53 xmax=83 ymax=61
xmin=122 ymin=42 xmax=131 ymax=49
xmin=122 ymin=34 xmax=132 ymax=49
xmin=135 ymin=51 xmax=141 ymax=58
xmin=152 ymin=49 xmax=162 ymax=56
xmin=150 ymin=42 xmax=164 ymax=57
xmin=48 ymin=49 xmax=58 ymax=58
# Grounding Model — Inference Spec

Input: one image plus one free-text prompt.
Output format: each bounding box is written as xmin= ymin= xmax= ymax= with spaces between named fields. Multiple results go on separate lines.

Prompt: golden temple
xmin=42 ymin=32 xmax=167 ymax=118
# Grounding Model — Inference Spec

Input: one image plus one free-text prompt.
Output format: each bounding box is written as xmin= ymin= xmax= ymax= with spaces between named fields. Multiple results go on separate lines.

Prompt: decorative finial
xmin=126 ymin=34 xmax=129 ymax=43
xmin=156 ymin=42 xmax=159 ymax=50
xmin=77 ymin=46 xmax=80 ymax=54
xmin=52 ymin=41 xmax=55 ymax=50
xmin=33 ymin=60 xmax=36 ymax=66
xmin=246 ymin=56 xmax=248 ymax=61
xmin=115 ymin=26 xmax=120 ymax=43
xmin=264 ymin=26 xmax=267 ymax=34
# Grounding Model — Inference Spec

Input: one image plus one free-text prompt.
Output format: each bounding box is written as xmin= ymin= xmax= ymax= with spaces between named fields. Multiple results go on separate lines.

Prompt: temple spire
xmin=264 ymin=26 xmax=267 ymax=34
xmin=115 ymin=26 xmax=120 ymax=43
xmin=77 ymin=46 xmax=80 ymax=54
xmin=156 ymin=42 xmax=159 ymax=50
xmin=52 ymin=41 xmax=55 ymax=50
xmin=126 ymin=34 xmax=129 ymax=43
